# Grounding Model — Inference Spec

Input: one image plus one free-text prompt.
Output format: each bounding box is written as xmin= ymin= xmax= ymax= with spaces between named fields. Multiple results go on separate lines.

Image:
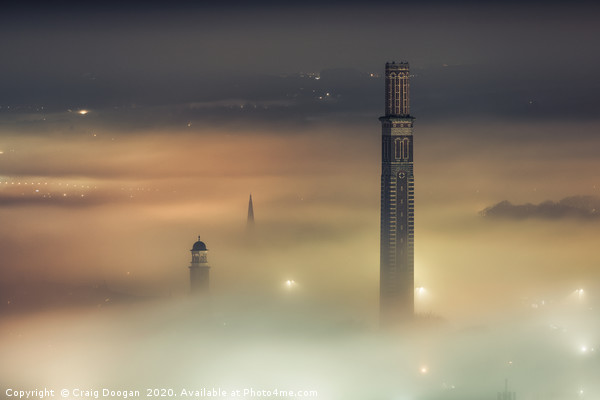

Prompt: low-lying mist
xmin=1 ymin=286 xmax=599 ymax=400
xmin=2 ymin=117 xmax=600 ymax=399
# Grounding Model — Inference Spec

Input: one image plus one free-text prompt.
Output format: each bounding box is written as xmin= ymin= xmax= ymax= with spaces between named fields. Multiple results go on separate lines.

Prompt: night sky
xmin=1 ymin=1 xmax=600 ymax=399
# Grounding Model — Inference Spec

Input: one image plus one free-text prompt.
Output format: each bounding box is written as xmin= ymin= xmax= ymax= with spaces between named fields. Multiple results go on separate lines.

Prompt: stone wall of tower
xmin=190 ymin=265 xmax=210 ymax=293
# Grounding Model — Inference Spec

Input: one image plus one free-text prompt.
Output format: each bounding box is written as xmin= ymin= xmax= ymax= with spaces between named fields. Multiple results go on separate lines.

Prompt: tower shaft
xmin=379 ymin=62 xmax=414 ymax=324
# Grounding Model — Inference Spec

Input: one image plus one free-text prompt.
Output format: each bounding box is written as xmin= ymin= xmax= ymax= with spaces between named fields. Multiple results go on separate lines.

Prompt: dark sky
xmin=1 ymin=1 xmax=599 ymax=124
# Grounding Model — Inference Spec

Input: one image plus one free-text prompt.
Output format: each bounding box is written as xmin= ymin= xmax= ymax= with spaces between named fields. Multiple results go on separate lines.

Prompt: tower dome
xmin=191 ymin=236 xmax=207 ymax=251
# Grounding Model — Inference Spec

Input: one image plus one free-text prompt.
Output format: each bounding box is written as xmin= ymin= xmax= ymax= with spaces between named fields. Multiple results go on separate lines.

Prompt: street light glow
xmin=285 ymin=279 xmax=296 ymax=288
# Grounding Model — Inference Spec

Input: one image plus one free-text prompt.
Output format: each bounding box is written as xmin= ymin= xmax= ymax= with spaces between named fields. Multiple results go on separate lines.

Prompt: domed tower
xmin=189 ymin=236 xmax=210 ymax=293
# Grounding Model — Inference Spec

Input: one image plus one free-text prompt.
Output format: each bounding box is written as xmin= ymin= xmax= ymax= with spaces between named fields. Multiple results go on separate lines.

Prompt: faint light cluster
xmin=120 ymin=186 xmax=159 ymax=192
xmin=2 ymin=180 xmax=96 ymax=189
xmin=2 ymin=180 xmax=95 ymax=188
xmin=527 ymin=298 xmax=551 ymax=310
xmin=0 ymin=181 xmax=164 ymax=203
xmin=285 ymin=279 xmax=296 ymax=289
xmin=120 ymin=186 xmax=160 ymax=200
xmin=316 ymin=91 xmax=338 ymax=102
xmin=0 ymin=179 xmax=99 ymax=202
xmin=0 ymin=180 xmax=161 ymax=202
xmin=0 ymin=104 xmax=46 ymax=112
xmin=292 ymin=72 xmax=320 ymax=80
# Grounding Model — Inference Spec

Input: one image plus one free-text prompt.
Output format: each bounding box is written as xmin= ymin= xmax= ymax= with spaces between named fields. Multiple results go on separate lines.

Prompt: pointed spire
xmin=247 ymin=194 xmax=255 ymax=227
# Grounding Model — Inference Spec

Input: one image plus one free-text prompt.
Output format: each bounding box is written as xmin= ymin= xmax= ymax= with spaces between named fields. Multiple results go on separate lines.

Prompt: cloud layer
xmin=481 ymin=196 xmax=600 ymax=220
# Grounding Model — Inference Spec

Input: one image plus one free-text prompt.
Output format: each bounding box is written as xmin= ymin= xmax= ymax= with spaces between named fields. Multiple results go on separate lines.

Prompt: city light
xmin=78 ymin=109 xmax=89 ymax=115
xmin=285 ymin=280 xmax=296 ymax=289
xmin=579 ymin=345 xmax=595 ymax=354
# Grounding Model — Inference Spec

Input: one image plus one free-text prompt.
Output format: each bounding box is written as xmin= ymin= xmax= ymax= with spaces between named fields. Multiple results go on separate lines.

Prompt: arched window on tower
xmin=394 ymin=138 xmax=410 ymax=160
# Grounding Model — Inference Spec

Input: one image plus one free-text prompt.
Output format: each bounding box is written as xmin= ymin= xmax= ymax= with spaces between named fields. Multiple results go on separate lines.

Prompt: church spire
xmin=247 ymin=194 xmax=255 ymax=227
